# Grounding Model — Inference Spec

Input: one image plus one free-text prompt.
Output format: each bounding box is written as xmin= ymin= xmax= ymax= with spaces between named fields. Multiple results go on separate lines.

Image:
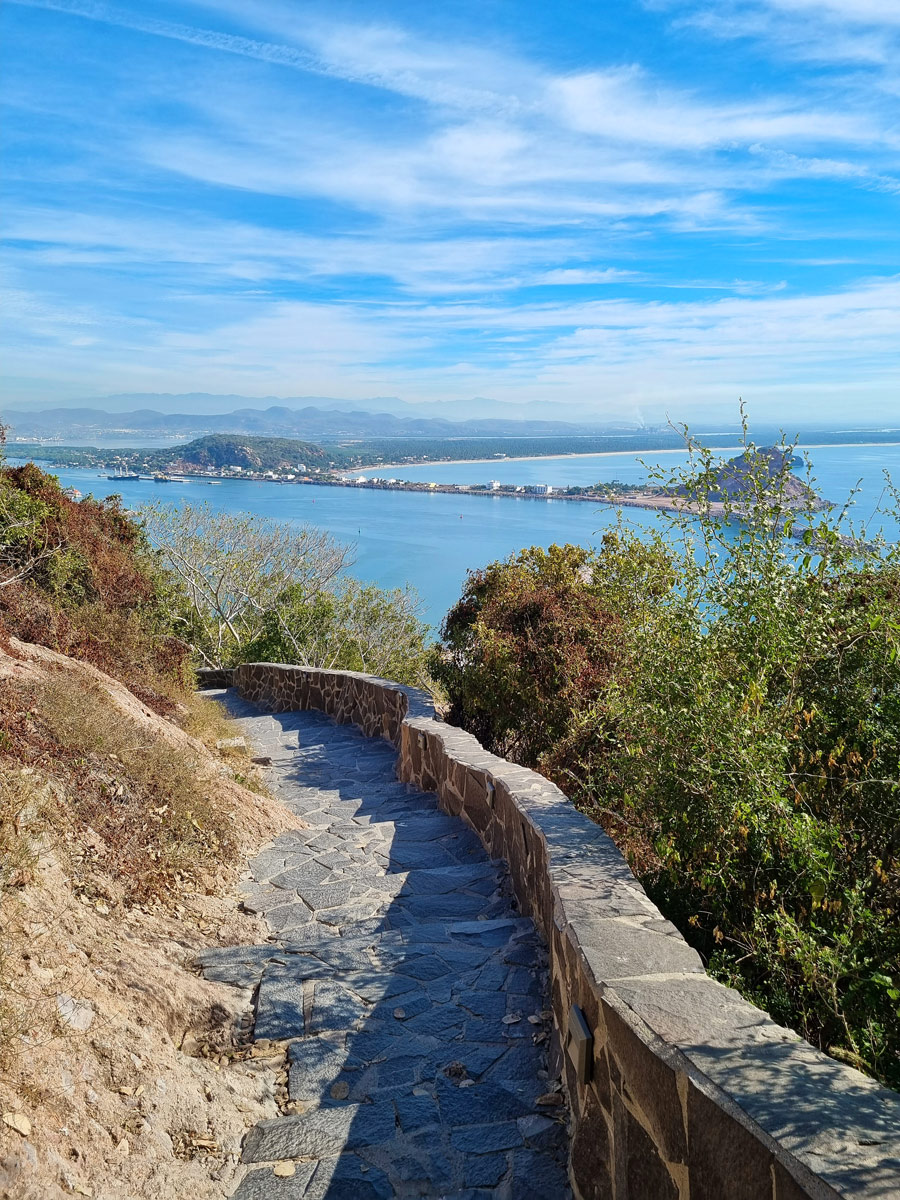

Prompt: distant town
xmin=9 ymin=431 xmax=836 ymax=517
xmin=96 ymin=460 xmax=641 ymax=506
xmin=10 ymin=433 xmax=643 ymax=501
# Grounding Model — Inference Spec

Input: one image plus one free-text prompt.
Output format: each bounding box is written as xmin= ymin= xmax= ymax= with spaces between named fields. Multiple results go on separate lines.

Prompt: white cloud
xmin=548 ymin=66 xmax=869 ymax=148
xmin=762 ymin=0 xmax=900 ymax=24
xmin=669 ymin=0 xmax=900 ymax=68
xmin=536 ymin=268 xmax=644 ymax=285
xmin=4 ymin=0 xmax=900 ymax=422
xmin=6 ymin=270 xmax=900 ymax=422
xmin=2 ymin=205 xmax=649 ymax=295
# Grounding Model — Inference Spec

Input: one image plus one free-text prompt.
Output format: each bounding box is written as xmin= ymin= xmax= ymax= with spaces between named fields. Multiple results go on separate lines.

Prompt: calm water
xmin=20 ymin=443 xmax=900 ymax=630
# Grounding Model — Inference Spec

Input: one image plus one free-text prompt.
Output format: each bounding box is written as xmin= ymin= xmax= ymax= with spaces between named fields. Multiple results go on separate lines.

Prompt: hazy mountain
xmin=2 ymin=402 xmax=636 ymax=441
xmin=4 ymin=391 xmax=642 ymax=426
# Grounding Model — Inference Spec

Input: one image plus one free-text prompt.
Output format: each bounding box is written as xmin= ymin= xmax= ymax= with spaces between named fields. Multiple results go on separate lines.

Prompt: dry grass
xmin=0 ymin=763 xmax=39 ymax=892
xmin=0 ymin=629 xmax=296 ymax=1197
xmin=0 ymin=672 xmax=239 ymax=1067
xmin=0 ymin=658 xmax=281 ymax=1094
xmin=0 ymin=673 xmax=237 ymax=907
xmin=0 ymin=764 xmax=44 ymax=1056
xmin=180 ymin=692 xmax=275 ymax=798
xmin=180 ymin=691 xmax=247 ymax=755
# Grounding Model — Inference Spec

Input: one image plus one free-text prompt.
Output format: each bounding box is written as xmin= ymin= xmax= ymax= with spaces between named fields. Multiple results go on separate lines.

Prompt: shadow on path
xmin=198 ymin=690 xmax=570 ymax=1200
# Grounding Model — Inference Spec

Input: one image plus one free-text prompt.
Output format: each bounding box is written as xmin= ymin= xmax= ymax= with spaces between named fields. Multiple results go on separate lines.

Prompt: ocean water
xmin=16 ymin=443 xmax=900 ymax=631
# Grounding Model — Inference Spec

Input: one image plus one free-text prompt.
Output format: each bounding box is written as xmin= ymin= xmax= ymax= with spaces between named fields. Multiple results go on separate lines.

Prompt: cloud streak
xmin=2 ymin=0 xmax=900 ymax=420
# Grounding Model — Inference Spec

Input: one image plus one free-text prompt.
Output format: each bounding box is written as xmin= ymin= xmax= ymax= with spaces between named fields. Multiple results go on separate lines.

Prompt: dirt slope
xmin=0 ymin=638 xmax=296 ymax=1200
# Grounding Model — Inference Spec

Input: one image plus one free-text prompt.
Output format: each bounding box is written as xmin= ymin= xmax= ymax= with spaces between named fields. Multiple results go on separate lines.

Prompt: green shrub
xmin=436 ymin=541 xmax=666 ymax=761
xmin=437 ymin=433 xmax=900 ymax=1087
xmin=244 ymin=577 xmax=432 ymax=688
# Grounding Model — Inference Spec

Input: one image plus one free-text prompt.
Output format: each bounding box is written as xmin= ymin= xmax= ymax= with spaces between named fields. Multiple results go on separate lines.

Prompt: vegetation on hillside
xmin=0 ymin=430 xmax=280 ymax=1075
xmin=0 ymin=428 xmax=265 ymax=888
xmin=434 ymin=431 xmax=900 ymax=1088
xmin=0 ymin=435 xmax=305 ymax=1200
xmin=14 ymin=429 xmax=815 ymax=476
xmin=0 ymin=673 xmax=237 ymax=906
xmin=162 ymin=434 xmax=334 ymax=471
xmin=0 ymin=434 xmax=189 ymax=710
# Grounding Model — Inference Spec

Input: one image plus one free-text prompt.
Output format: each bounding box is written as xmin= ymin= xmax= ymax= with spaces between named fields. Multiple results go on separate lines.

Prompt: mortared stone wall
xmin=205 ymin=662 xmax=900 ymax=1200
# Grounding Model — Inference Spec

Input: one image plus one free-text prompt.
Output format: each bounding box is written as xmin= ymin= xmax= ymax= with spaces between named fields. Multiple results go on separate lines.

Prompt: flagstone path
xmin=199 ymin=692 xmax=571 ymax=1200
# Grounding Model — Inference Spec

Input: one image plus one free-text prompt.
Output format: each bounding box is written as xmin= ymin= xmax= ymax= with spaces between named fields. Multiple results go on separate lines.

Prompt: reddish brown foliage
xmin=436 ymin=544 xmax=622 ymax=764
xmin=0 ymin=465 xmax=189 ymax=711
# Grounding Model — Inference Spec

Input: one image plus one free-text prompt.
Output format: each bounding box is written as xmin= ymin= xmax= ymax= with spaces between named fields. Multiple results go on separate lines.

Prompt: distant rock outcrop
xmin=673 ymin=446 xmax=825 ymax=509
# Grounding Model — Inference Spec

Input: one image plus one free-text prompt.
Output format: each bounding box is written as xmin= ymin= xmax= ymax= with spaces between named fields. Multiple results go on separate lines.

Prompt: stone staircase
xmin=198 ymin=694 xmax=571 ymax=1199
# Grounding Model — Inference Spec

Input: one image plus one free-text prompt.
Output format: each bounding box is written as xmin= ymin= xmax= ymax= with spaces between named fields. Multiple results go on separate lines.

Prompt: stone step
xmin=206 ymin=697 xmax=571 ymax=1199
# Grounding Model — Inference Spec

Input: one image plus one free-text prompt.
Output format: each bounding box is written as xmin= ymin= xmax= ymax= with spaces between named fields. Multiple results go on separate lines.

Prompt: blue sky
xmin=2 ymin=0 xmax=899 ymax=423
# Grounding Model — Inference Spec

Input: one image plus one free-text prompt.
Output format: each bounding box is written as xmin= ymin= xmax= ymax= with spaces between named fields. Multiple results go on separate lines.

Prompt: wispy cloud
xmin=2 ymin=0 xmax=900 ymax=418
xmin=666 ymin=0 xmax=900 ymax=69
xmin=5 ymin=271 xmax=900 ymax=422
xmin=549 ymin=66 xmax=871 ymax=148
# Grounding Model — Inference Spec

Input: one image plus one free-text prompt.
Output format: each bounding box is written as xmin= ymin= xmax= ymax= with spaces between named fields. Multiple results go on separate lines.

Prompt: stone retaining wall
xmin=231 ymin=663 xmax=900 ymax=1200
xmin=195 ymin=666 xmax=235 ymax=690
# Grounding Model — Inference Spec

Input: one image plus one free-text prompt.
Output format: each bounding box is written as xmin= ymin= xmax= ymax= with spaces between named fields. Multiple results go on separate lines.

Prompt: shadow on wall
xmin=199 ymin=670 xmax=900 ymax=1200
xmin=198 ymin=693 xmax=571 ymax=1199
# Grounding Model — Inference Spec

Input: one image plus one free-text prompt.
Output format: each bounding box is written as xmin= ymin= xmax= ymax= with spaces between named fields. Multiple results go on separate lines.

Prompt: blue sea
xmin=17 ymin=443 xmax=900 ymax=631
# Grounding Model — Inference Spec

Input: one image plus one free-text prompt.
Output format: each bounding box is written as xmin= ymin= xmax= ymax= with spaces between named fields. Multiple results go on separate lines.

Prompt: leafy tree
xmin=439 ymin=427 xmax=900 ymax=1087
xmin=245 ymin=577 xmax=431 ymax=687
xmin=142 ymin=502 xmax=351 ymax=667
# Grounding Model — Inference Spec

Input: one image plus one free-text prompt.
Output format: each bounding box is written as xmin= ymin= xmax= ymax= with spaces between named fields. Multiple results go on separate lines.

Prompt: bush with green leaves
xmin=143 ymin=501 xmax=432 ymax=687
xmin=244 ymin=576 xmax=431 ymax=687
xmin=436 ymin=432 xmax=900 ymax=1088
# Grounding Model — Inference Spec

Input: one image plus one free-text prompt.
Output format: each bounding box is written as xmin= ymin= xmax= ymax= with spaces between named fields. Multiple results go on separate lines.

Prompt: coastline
xmin=17 ymin=438 xmax=900 ymax=481
xmin=349 ymin=440 xmax=900 ymax=476
xmin=349 ymin=446 xmax=744 ymax=475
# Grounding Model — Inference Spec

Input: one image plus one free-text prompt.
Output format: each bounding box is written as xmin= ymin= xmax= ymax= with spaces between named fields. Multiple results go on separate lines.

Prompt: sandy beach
xmin=350 ymin=440 xmax=900 ymax=478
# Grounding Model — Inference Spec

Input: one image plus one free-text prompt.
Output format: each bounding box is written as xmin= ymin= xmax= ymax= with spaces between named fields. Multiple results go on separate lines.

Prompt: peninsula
xmin=15 ymin=435 xmax=829 ymax=520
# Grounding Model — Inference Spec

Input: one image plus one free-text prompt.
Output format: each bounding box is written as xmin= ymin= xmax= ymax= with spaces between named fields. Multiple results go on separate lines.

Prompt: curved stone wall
xmin=230 ymin=663 xmax=900 ymax=1200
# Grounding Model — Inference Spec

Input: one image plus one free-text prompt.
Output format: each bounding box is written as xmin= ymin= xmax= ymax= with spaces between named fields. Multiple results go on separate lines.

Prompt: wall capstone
xmin=231 ymin=663 xmax=900 ymax=1200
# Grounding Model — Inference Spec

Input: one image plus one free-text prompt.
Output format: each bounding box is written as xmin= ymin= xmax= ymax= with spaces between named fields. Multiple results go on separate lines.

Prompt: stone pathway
xmin=199 ymin=692 xmax=570 ymax=1200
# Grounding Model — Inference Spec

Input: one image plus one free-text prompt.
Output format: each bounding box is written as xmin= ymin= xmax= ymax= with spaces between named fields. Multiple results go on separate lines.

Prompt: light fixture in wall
xmin=566 ymin=1004 xmax=593 ymax=1084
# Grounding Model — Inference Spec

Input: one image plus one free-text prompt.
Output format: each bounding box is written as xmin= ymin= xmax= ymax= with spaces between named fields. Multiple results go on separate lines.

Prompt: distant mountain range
xmin=4 ymin=394 xmax=891 ymax=447
xmin=5 ymin=391 xmax=641 ymax=424
xmin=2 ymin=402 xmax=639 ymax=441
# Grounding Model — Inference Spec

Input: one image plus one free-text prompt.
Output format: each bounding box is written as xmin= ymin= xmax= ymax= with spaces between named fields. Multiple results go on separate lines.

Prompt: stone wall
xmin=195 ymin=666 xmax=235 ymax=690
xmin=231 ymin=663 xmax=900 ymax=1200
xmin=232 ymin=662 xmax=434 ymax=744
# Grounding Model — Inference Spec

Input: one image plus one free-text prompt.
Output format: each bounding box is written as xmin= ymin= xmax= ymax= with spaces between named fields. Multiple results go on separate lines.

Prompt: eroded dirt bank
xmin=0 ymin=638 xmax=298 ymax=1200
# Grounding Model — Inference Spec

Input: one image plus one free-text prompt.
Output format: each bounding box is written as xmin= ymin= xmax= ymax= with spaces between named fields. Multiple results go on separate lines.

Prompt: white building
xmin=529 ymin=483 xmax=553 ymax=495
xmin=488 ymin=480 xmax=501 ymax=490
